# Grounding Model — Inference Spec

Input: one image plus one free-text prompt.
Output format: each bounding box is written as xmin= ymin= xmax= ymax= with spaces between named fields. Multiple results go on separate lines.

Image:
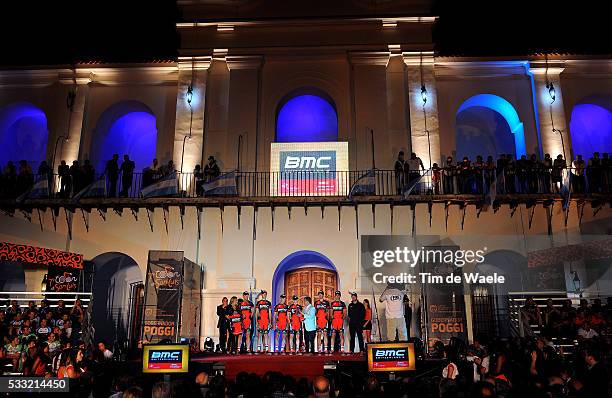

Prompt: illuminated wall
xmin=90 ymin=101 xmax=158 ymax=173
xmin=455 ymin=94 xmax=526 ymax=160
xmin=0 ymin=102 xmax=48 ymax=168
xmin=276 ymin=93 xmax=338 ymax=142
xmin=569 ymin=96 xmax=612 ymax=157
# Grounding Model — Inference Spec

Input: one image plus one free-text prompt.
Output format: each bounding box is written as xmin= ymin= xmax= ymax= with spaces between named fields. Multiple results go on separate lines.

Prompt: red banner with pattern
xmin=0 ymin=242 xmax=83 ymax=269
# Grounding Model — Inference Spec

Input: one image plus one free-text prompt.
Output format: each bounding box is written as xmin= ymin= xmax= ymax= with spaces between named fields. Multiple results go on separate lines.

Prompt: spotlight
xmin=546 ymin=81 xmax=556 ymax=103
xmin=204 ymin=337 xmax=214 ymax=352
xmin=186 ymin=84 xmax=194 ymax=106
xmin=421 ymin=85 xmax=428 ymax=105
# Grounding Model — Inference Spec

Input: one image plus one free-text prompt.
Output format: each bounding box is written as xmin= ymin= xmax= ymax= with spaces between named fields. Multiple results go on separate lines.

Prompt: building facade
xmin=0 ymin=1 xmax=611 ymax=347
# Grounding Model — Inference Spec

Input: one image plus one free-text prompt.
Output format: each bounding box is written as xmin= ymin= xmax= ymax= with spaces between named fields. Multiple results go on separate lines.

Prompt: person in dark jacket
xmin=58 ymin=160 xmax=71 ymax=198
xmin=204 ymin=156 xmax=220 ymax=182
xmin=347 ymin=292 xmax=366 ymax=353
xmin=216 ymin=297 xmax=230 ymax=353
xmin=105 ymin=154 xmax=119 ymax=197
xmin=582 ymin=348 xmax=608 ymax=398
xmin=119 ymin=154 xmax=135 ymax=197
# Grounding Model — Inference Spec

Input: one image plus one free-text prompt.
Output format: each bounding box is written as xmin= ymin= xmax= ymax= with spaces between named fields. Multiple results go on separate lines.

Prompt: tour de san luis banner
xmin=142 ymin=251 xmax=185 ymax=343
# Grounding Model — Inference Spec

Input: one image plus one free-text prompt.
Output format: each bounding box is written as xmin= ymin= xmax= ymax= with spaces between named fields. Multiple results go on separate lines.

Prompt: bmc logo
xmin=150 ymin=350 xmax=181 ymax=362
xmin=280 ymin=150 xmax=336 ymax=172
xmin=284 ymin=156 xmax=332 ymax=169
xmin=375 ymin=349 xmax=406 ymax=359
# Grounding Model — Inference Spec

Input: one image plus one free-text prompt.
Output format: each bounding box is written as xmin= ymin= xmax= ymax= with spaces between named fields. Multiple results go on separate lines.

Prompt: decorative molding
xmin=348 ymin=51 xmax=390 ymax=66
xmin=178 ymin=56 xmax=213 ymax=70
xmin=226 ymin=55 xmax=263 ymax=70
xmin=434 ymin=61 xmax=531 ymax=78
xmin=402 ymin=51 xmax=435 ymax=66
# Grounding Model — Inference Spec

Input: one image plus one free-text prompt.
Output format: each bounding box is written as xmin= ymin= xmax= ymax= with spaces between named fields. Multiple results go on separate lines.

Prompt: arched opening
xmin=455 ymin=94 xmax=526 ymax=160
xmin=91 ymin=252 xmax=143 ymax=348
xmin=276 ymin=89 xmax=338 ymax=142
xmin=272 ymin=250 xmax=339 ymax=307
xmin=569 ymin=95 xmax=612 ymax=157
xmin=0 ymin=102 xmax=48 ymax=168
xmin=90 ymin=101 xmax=157 ymax=174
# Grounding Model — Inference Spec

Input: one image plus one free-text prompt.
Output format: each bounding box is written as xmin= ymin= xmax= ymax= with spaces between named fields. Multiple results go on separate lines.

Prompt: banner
xmin=349 ymin=169 xmax=376 ymax=197
xmin=47 ymin=266 xmax=79 ymax=292
xmin=423 ymin=244 xmax=467 ymax=348
xmin=142 ymin=251 xmax=184 ymax=343
xmin=0 ymin=242 xmax=83 ymax=269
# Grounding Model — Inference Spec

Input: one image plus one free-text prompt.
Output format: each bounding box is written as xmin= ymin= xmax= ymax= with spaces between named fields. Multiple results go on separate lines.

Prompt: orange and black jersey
xmin=331 ymin=300 xmax=346 ymax=319
xmin=238 ymin=299 xmax=254 ymax=319
xmin=288 ymin=303 xmax=302 ymax=320
xmin=255 ymin=299 xmax=272 ymax=319
xmin=274 ymin=303 xmax=289 ymax=321
xmin=314 ymin=299 xmax=330 ymax=319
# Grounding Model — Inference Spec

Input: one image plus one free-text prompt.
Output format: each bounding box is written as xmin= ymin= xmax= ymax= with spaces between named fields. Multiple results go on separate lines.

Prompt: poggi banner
xmin=142 ymin=251 xmax=185 ymax=343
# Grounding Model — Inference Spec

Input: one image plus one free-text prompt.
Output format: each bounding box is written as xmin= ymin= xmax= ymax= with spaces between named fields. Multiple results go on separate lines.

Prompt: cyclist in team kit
xmin=274 ymin=294 xmax=289 ymax=352
xmin=314 ymin=290 xmax=331 ymax=353
xmin=238 ymin=291 xmax=254 ymax=353
xmin=288 ymin=295 xmax=303 ymax=354
xmin=255 ymin=290 xmax=272 ymax=353
xmin=330 ymin=291 xmax=347 ymax=353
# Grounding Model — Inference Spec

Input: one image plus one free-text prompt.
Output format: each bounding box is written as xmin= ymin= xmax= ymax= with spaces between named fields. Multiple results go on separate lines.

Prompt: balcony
xmin=0 ymin=168 xmax=610 ymax=212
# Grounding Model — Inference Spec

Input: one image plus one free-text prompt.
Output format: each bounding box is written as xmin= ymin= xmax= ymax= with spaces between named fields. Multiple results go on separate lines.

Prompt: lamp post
xmin=571 ymin=271 xmax=581 ymax=297
xmin=421 ymin=84 xmax=432 ymax=169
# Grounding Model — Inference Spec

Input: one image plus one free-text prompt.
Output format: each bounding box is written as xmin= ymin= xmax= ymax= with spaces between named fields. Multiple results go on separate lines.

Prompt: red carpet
xmin=192 ymin=352 xmax=366 ymax=379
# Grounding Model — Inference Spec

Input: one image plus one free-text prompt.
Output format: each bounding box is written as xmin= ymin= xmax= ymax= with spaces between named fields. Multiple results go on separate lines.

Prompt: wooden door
xmin=285 ymin=268 xmax=337 ymax=306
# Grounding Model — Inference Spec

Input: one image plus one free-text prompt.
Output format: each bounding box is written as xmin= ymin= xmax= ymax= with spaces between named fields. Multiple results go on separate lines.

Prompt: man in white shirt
xmin=98 ymin=341 xmax=114 ymax=360
xmin=578 ymin=322 xmax=599 ymax=340
xmin=379 ymin=286 xmax=407 ymax=341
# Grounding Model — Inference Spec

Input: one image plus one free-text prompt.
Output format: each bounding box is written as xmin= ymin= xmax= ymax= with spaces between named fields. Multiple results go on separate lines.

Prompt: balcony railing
xmin=0 ymin=167 xmax=609 ymax=201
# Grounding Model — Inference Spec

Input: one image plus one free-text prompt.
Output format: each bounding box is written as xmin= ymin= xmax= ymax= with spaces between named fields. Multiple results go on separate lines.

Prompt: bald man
xmin=313 ymin=375 xmax=330 ymax=398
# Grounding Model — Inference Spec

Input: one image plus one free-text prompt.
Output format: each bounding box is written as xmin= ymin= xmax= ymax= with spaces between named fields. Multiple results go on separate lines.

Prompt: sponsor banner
xmin=270 ymin=142 xmax=349 ymax=196
xmin=142 ymin=251 xmax=184 ymax=343
xmin=367 ymin=342 xmax=416 ymax=372
xmin=142 ymin=344 xmax=189 ymax=373
xmin=47 ymin=266 xmax=79 ymax=292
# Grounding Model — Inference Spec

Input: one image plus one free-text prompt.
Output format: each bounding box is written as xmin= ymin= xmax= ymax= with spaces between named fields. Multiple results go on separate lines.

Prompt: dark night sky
xmin=0 ymin=1 xmax=609 ymax=66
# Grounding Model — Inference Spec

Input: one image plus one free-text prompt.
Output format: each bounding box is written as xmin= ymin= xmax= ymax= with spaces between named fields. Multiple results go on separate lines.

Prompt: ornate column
xmin=529 ymin=60 xmax=571 ymax=160
xmin=173 ymin=56 xmax=211 ymax=174
xmin=403 ymin=52 xmax=440 ymax=168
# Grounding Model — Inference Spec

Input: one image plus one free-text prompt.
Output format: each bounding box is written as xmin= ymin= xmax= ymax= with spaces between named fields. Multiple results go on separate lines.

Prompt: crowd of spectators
xmin=0 ymin=298 xmax=115 ymax=378
xmin=0 ymin=154 xmax=223 ymax=199
xmin=0 ymin=297 xmax=607 ymax=397
xmin=521 ymin=297 xmax=610 ymax=342
xmin=395 ymin=151 xmax=612 ymax=195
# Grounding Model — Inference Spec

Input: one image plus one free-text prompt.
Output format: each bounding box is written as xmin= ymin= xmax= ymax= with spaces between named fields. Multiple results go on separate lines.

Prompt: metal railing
xmin=1 ymin=166 xmax=610 ymax=200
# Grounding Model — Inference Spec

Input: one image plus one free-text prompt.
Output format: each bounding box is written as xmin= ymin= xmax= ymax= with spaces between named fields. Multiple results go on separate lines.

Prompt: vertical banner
xmin=423 ymin=245 xmax=467 ymax=348
xmin=179 ymin=258 xmax=202 ymax=344
xmin=142 ymin=251 xmax=185 ymax=343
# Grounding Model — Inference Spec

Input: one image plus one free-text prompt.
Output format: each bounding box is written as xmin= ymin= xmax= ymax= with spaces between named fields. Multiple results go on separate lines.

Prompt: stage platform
xmin=191 ymin=352 xmax=366 ymax=379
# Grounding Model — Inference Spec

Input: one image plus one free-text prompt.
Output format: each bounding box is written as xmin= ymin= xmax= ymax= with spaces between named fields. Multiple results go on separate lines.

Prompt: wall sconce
xmin=421 ymin=85 xmax=428 ymax=106
xmin=546 ymin=81 xmax=556 ymax=103
xmin=186 ymin=84 xmax=194 ymax=106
